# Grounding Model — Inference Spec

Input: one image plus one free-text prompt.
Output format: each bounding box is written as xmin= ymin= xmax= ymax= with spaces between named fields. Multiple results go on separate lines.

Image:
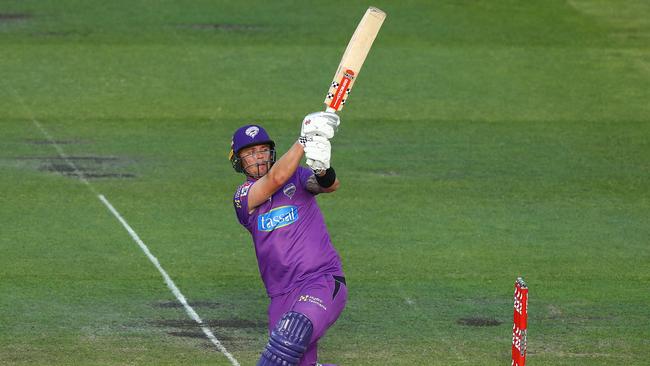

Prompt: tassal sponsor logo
xmin=258 ymin=205 xmax=299 ymax=232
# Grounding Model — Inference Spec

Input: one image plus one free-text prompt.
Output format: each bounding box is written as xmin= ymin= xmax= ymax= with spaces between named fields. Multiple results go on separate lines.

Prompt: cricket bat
xmin=323 ymin=6 xmax=386 ymax=113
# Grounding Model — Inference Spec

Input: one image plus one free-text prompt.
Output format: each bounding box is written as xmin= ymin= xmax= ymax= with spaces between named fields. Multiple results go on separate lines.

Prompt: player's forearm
xmin=320 ymin=177 xmax=340 ymax=193
xmin=267 ymin=142 xmax=304 ymax=187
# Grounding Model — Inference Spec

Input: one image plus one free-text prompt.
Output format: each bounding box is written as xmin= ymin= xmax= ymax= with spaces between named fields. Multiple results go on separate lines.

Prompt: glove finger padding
xmin=303 ymin=136 xmax=331 ymax=170
xmin=300 ymin=111 xmax=340 ymax=139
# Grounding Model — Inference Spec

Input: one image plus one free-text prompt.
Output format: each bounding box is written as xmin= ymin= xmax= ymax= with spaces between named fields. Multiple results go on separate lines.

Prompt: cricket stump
xmin=511 ymin=277 xmax=528 ymax=366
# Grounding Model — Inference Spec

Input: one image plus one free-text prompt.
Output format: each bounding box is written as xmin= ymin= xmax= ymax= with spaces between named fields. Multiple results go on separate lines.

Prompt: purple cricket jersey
xmin=233 ymin=166 xmax=344 ymax=297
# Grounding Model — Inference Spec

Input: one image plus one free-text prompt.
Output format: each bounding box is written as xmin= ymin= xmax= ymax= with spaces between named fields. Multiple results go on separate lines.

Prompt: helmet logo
xmin=245 ymin=126 xmax=259 ymax=138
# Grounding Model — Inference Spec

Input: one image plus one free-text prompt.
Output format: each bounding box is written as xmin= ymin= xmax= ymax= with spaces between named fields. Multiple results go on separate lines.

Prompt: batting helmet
xmin=229 ymin=124 xmax=276 ymax=174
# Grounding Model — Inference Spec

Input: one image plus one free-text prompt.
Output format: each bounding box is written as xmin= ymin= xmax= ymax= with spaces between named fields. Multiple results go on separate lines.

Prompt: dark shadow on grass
xmin=153 ymin=300 xmax=223 ymax=309
xmin=13 ymin=154 xmax=136 ymax=179
xmin=457 ymin=317 xmax=503 ymax=327
xmin=0 ymin=13 xmax=31 ymax=22
xmin=151 ymin=319 xmax=266 ymax=329
xmin=167 ymin=330 xmax=234 ymax=341
xmin=176 ymin=23 xmax=264 ymax=32
xmin=24 ymin=139 xmax=89 ymax=145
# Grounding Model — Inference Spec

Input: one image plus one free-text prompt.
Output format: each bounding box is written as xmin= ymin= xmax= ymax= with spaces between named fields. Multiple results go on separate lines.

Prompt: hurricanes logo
xmin=283 ymin=183 xmax=296 ymax=199
xmin=245 ymin=126 xmax=259 ymax=138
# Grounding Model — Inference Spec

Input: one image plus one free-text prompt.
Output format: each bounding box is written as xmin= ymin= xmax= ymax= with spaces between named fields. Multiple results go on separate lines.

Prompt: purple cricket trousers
xmin=267 ymin=274 xmax=347 ymax=366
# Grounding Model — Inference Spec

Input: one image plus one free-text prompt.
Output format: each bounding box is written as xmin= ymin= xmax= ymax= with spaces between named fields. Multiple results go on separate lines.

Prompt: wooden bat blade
xmin=324 ymin=7 xmax=386 ymax=112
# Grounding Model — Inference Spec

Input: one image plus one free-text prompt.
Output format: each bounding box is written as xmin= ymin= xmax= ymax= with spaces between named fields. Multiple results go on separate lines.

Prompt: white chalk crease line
xmin=16 ymin=104 xmax=240 ymax=365
xmin=98 ymin=195 xmax=241 ymax=366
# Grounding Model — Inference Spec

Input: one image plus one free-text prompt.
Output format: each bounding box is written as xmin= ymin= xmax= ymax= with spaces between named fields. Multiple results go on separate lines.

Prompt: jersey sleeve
xmin=296 ymin=166 xmax=315 ymax=193
xmin=233 ymin=181 xmax=255 ymax=229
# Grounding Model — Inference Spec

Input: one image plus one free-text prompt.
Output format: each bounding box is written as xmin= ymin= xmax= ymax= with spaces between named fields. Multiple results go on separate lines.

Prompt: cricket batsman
xmin=229 ymin=111 xmax=347 ymax=366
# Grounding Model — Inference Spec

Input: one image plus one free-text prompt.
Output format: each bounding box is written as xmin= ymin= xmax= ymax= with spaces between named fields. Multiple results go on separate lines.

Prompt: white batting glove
xmin=300 ymin=111 xmax=340 ymax=139
xmin=308 ymin=159 xmax=329 ymax=173
xmin=301 ymin=135 xmax=331 ymax=172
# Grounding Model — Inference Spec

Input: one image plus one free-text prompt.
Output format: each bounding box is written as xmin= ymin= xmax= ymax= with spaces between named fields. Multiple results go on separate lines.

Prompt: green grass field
xmin=1 ymin=1 xmax=649 ymax=365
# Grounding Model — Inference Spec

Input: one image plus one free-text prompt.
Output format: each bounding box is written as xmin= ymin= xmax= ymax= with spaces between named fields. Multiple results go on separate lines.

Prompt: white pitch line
xmin=10 ymin=87 xmax=241 ymax=365
xmin=98 ymin=195 xmax=241 ymax=366
xmin=32 ymin=119 xmax=95 ymax=188
xmin=9 ymin=87 xmax=95 ymax=188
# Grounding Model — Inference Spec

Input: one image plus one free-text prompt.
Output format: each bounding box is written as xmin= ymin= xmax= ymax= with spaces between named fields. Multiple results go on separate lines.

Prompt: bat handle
xmin=325 ymin=107 xmax=337 ymax=113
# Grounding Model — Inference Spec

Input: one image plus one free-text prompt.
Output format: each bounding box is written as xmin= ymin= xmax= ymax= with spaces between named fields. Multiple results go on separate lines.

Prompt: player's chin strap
xmin=246 ymin=162 xmax=271 ymax=179
xmin=257 ymin=311 xmax=313 ymax=366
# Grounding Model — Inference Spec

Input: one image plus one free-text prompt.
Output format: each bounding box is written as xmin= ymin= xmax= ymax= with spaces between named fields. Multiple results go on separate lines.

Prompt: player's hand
xmin=308 ymin=159 xmax=328 ymax=173
xmin=300 ymin=111 xmax=340 ymax=139
xmin=301 ymin=135 xmax=331 ymax=172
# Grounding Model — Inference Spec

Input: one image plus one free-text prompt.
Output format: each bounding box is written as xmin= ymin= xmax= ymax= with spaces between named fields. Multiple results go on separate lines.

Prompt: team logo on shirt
xmin=283 ymin=183 xmax=296 ymax=199
xmin=258 ymin=205 xmax=299 ymax=231
xmin=234 ymin=182 xmax=253 ymax=209
xmin=240 ymin=182 xmax=251 ymax=196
